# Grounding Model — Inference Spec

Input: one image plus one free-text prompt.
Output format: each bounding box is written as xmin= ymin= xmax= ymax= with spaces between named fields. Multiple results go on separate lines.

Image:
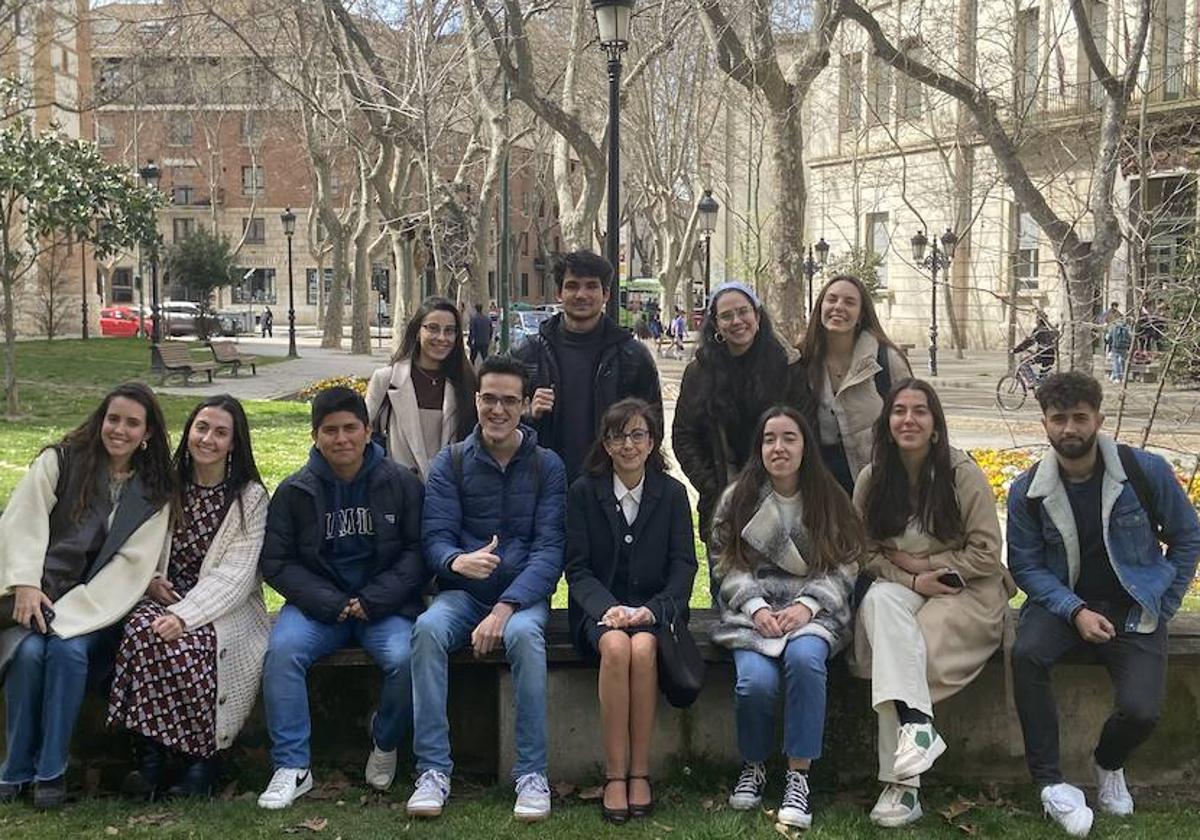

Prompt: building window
xmin=241 ymin=112 xmax=264 ymax=145
xmin=867 ymin=56 xmax=892 ymax=125
xmin=172 ymin=217 xmax=195 ymax=242
xmin=111 ymin=267 xmax=134 ymax=303
xmin=241 ymin=165 xmax=265 ymax=196
xmin=520 ymin=232 xmax=529 ymax=256
xmin=865 ymin=211 xmax=890 ymax=288
xmin=166 ymin=114 xmax=192 ymax=146
xmin=242 ymin=217 xmax=266 ymax=245
xmin=96 ymin=119 xmax=115 ymax=147
xmin=1081 ymin=2 xmax=1108 ymax=108
xmin=520 ymin=272 xmax=529 ymax=297
xmin=898 ymin=40 xmax=924 ymax=120
xmin=839 ymin=52 xmax=863 ymax=132
xmin=1149 ymin=0 xmax=1186 ymax=102
xmin=1015 ymin=8 xmax=1040 ymax=113
xmin=232 ymin=268 xmax=276 ymax=304
xmin=1141 ymin=175 xmax=1197 ymax=281
xmin=1014 ymin=211 xmax=1039 ymax=291
xmin=172 ymin=184 xmax=196 ymax=206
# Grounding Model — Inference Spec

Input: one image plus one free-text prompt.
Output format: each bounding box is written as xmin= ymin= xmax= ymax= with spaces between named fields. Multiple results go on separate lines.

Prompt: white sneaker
xmin=407 ymin=769 xmax=450 ymax=817
xmin=257 ymin=767 xmax=313 ymax=810
xmin=1041 ymin=783 xmax=1094 ymax=837
xmin=869 ymin=784 xmax=923 ymax=828
xmin=513 ymin=772 xmax=551 ymax=821
xmin=892 ymin=722 xmax=946 ymax=779
xmin=364 ymin=743 xmax=397 ymax=791
xmin=728 ymin=761 xmax=767 ymax=810
xmin=1094 ymin=763 xmax=1134 ymax=816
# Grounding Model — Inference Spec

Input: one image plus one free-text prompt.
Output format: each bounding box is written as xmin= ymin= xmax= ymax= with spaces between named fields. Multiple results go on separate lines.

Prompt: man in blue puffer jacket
xmin=1008 ymin=372 xmax=1200 ymax=837
xmin=407 ymin=355 xmax=566 ymax=823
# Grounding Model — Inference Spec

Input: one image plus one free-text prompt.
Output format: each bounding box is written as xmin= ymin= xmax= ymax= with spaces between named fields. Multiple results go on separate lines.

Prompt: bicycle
xmin=995 ymin=352 xmax=1049 ymax=411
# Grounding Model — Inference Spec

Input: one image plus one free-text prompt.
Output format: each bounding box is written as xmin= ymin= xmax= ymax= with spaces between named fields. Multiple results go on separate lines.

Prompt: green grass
xmin=0 ymin=772 xmax=1197 ymax=839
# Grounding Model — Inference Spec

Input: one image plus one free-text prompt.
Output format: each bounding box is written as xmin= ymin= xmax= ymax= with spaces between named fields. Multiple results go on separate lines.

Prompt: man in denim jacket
xmin=1008 ymin=372 xmax=1200 ymax=837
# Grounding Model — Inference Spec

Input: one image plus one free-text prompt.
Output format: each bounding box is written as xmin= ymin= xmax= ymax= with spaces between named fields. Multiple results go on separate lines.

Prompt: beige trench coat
xmin=851 ymin=448 xmax=1015 ymax=703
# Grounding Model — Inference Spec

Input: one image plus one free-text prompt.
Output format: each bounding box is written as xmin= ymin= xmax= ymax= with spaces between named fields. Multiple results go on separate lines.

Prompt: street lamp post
xmin=281 ymin=208 xmax=298 ymax=358
xmin=697 ymin=189 xmax=719 ymax=304
xmin=910 ymin=228 xmax=958 ymax=377
xmin=138 ymin=160 xmax=162 ymax=368
xmin=80 ymin=235 xmax=89 ymax=340
xmin=592 ymin=0 xmax=633 ymax=323
xmin=802 ymin=238 xmax=830 ymax=316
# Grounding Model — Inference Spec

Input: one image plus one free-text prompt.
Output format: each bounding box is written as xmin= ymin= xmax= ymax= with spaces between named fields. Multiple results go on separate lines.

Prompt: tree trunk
xmin=2 ymin=276 xmax=18 ymax=417
xmin=350 ymin=220 xmax=372 ymax=354
xmin=322 ymin=233 xmax=347 ymax=349
xmin=766 ymin=109 xmax=807 ymax=344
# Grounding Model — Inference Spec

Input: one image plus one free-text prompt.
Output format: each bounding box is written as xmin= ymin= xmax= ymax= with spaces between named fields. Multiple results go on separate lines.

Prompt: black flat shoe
xmin=33 ymin=776 xmax=66 ymax=810
xmin=628 ymin=775 xmax=654 ymax=818
xmin=0 ymin=780 xmax=27 ymax=804
xmin=122 ymin=735 xmax=167 ymax=801
xmin=600 ymin=777 xmax=630 ymax=825
xmin=166 ymin=757 xmax=219 ymax=798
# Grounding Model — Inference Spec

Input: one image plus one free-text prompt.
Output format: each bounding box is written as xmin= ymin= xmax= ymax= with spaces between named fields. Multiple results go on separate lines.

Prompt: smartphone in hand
xmin=937 ymin=570 xmax=965 ymax=589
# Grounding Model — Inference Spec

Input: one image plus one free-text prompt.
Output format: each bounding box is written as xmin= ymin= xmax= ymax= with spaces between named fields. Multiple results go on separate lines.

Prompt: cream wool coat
xmin=819 ymin=332 xmax=912 ymax=482
xmin=156 ymin=482 xmax=270 ymax=750
xmin=0 ymin=449 xmax=171 ymax=640
xmin=851 ymin=449 xmax=1015 ymax=703
xmin=365 ymin=360 xmax=460 ymax=481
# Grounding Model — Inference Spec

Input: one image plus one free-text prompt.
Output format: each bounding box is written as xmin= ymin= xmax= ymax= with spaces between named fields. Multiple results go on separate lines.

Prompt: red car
xmin=100 ymin=306 xmax=146 ymax=337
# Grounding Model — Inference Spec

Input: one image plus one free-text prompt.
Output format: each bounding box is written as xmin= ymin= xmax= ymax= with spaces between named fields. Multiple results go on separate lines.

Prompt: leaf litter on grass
xmin=283 ymin=816 xmax=329 ymax=833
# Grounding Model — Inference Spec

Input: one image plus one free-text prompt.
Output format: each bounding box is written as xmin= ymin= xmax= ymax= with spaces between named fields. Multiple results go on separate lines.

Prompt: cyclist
xmin=1013 ymin=311 xmax=1058 ymax=381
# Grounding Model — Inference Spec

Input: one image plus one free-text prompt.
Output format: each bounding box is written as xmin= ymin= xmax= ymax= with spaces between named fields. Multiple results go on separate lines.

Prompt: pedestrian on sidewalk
xmin=468 ymin=304 xmax=493 ymax=366
xmin=261 ymin=307 xmax=274 ymax=339
xmin=1007 ymin=372 xmax=1200 ymax=837
xmin=800 ymin=275 xmax=911 ymax=495
xmin=1013 ymin=311 xmax=1058 ymax=381
xmin=1106 ymin=317 xmax=1132 ymax=382
xmin=851 ymin=380 xmax=1014 ymax=828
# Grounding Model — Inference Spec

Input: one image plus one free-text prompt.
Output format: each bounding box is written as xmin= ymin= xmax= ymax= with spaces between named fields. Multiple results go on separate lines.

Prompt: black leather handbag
xmin=654 ymin=598 xmax=705 ymax=708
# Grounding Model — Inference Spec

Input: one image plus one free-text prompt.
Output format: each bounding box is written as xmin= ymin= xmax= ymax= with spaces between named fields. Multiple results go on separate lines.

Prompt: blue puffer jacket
xmin=422 ymin=424 xmax=567 ymax=609
xmin=1007 ymin=435 xmax=1200 ymax=633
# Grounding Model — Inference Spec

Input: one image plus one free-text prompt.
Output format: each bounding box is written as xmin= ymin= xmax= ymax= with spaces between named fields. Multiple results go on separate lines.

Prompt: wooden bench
xmin=209 ymin=339 xmax=258 ymax=376
xmin=153 ymin=342 xmax=218 ymax=385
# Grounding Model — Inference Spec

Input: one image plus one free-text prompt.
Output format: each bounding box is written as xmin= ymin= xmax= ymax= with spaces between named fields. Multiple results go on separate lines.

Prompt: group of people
xmin=1 ymin=250 xmax=1197 ymax=839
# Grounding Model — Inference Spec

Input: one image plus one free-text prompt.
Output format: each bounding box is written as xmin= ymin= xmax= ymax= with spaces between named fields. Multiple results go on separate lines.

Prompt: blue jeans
xmin=411 ymin=590 xmax=548 ymax=779
xmin=1 ymin=630 xmax=108 ymax=783
xmin=262 ymin=604 xmax=414 ymax=769
xmin=732 ymin=636 xmax=831 ymax=762
xmin=1112 ymin=351 xmax=1127 ymax=381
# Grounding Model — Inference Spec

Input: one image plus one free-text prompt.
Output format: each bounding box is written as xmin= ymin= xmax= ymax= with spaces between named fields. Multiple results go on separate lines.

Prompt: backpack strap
xmin=1117 ymin=444 xmax=1162 ymax=540
xmin=874 ymin=344 xmax=892 ymax=401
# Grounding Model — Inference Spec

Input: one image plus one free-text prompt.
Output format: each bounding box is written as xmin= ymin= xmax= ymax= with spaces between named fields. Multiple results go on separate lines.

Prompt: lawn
xmin=0 ymin=769 xmax=1196 ymax=839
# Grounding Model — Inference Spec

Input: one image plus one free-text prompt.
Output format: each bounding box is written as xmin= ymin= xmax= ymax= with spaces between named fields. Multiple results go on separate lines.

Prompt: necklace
xmin=414 ymin=364 xmax=440 ymax=387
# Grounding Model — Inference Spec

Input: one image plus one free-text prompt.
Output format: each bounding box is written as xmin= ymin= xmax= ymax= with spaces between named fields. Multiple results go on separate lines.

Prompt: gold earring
xmin=140 ymin=440 xmax=148 ymax=451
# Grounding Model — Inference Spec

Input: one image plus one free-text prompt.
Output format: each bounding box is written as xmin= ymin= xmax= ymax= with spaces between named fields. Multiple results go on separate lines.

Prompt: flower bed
xmin=296 ymin=375 xmax=369 ymax=401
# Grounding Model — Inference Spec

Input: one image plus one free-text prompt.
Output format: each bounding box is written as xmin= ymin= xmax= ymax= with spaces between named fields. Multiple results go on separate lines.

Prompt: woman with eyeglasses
xmin=0 ymin=383 xmax=176 ymax=809
xmin=800 ymin=275 xmax=911 ymax=494
xmin=564 ymin=399 xmax=697 ymax=824
xmin=367 ymin=297 xmax=478 ymax=481
xmin=673 ymin=283 xmax=813 ymax=564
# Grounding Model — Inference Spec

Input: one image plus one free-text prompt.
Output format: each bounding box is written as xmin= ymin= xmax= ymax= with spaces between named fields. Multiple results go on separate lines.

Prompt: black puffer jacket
xmin=259 ymin=443 xmax=427 ymax=623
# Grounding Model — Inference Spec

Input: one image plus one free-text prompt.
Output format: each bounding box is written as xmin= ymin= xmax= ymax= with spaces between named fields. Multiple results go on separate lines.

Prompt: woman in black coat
xmin=565 ymin=398 xmax=697 ymax=825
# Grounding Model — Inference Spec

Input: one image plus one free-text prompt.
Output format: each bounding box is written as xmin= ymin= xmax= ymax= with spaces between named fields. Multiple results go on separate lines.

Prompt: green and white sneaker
xmin=892 ymin=722 xmax=946 ymax=779
xmin=869 ymin=784 xmax=923 ymax=828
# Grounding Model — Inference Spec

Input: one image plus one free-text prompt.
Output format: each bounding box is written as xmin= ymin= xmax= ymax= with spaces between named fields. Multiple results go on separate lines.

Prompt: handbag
xmin=654 ymin=598 xmax=705 ymax=708
xmin=371 ymin=387 xmax=394 ymax=454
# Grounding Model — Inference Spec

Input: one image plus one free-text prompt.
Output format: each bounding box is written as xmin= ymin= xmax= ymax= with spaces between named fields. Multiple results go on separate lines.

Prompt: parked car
xmin=506 ymin=309 xmax=553 ymax=350
xmin=160 ymin=301 xmax=227 ymax=337
xmin=99 ymin=306 xmax=144 ymax=338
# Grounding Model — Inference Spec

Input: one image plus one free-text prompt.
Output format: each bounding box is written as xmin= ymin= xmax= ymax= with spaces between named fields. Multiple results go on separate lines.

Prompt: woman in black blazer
xmin=565 ymin=398 xmax=698 ymax=824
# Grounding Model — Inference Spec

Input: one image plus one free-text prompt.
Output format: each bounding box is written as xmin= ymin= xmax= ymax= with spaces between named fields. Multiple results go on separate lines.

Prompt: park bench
xmin=153 ymin=342 xmax=218 ymax=385
xmin=209 ymin=339 xmax=258 ymax=377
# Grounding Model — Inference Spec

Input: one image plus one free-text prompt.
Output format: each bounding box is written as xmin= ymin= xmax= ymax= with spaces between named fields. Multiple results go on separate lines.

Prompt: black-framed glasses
xmin=478 ymin=393 xmax=523 ymax=410
xmin=605 ymin=429 xmax=651 ymax=446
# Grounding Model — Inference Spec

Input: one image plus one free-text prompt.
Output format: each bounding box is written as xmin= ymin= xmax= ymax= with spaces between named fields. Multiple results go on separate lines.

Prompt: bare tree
xmin=31 ymin=235 xmax=76 ymax=340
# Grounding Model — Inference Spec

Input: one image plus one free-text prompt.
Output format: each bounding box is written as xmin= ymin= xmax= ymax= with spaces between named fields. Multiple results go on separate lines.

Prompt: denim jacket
xmin=1007 ymin=435 xmax=1200 ymax=633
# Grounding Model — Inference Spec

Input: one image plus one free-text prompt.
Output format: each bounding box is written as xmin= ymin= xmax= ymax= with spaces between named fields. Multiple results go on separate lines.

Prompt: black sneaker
xmin=0 ymin=780 xmax=27 ymax=804
xmin=778 ymin=769 xmax=813 ymax=829
xmin=33 ymin=776 xmax=67 ymax=810
xmin=728 ymin=762 xmax=767 ymax=810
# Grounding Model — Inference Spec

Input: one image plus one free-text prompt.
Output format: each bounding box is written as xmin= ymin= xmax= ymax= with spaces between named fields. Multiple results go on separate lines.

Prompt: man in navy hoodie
xmin=407 ymin=355 xmax=566 ymax=822
xmin=257 ymin=387 xmax=426 ymax=809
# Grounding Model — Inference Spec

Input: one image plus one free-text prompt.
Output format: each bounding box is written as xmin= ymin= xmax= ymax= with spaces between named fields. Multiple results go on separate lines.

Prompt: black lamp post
xmin=281 ymin=207 xmax=298 ymax=358
xmin=803 ymin=237 xmax=830 ymax=315
xmin=592 ymin=0 xmax=633 ymax=323
xmin=138 ymin=161 xmax=162 ymax=368
xmin=697 ymin=189 xmax=719 ymax=304
xmin=80 ymin=234 xmax=89 ymax=340
xmin=910 ymin=227 xmax=957 ymax=377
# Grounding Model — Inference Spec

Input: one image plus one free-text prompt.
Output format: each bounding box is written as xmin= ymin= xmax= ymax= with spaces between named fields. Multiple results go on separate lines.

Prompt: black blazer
xmin=564 ymin=468 xmax=698 ymax=655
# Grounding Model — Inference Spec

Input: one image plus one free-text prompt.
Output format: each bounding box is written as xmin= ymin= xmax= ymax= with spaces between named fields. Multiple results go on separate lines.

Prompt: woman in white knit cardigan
xmin=107 ymin=395 xmax=270 ymax=799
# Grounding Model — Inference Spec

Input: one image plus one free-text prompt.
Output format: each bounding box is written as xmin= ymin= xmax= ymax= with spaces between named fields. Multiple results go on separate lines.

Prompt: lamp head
xmin=591 ymin=0 xmax=633 ymax=51
xmin=697 ymin=189 xmax=719 ymax=235
xmin=910 ymin=229 xmax=928 ymax=262
xmin=940 ymin=227 xmax=958 ymax=259
xmin=815 ymin=237 xmax=830 ymax=264
xmin=280 ymin=207 xmax=296 ymax=237
xmin=138 ymin=159 xmax=160 ymax=189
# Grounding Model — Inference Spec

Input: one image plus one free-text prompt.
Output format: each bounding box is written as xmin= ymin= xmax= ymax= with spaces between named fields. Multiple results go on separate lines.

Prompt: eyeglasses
xmin=716 ymin=305 xmax=755 ymax=324
xmin=605 ymin=429 xmax=651 ymax=446
xmin=478 ymin=393 xmax=523 ymax=410
xmin=421 ymin=323 xmax=460 ymax=338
